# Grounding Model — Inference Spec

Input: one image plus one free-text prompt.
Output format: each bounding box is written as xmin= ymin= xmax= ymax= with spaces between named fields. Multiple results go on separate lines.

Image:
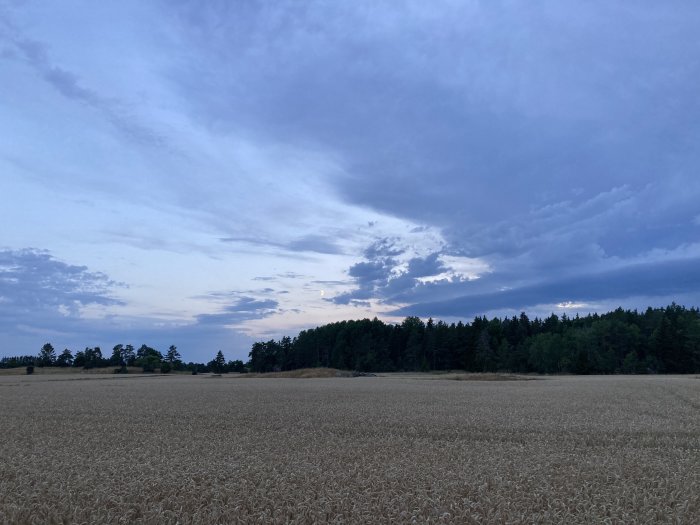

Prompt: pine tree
xmin=166 ymin=345 xmax=181 ymax=364
xmin=213 ymin=350 xmax=226 ymax=373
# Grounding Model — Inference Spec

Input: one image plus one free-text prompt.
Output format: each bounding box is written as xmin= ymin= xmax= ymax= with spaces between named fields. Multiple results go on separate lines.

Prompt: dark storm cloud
xmin=331 ymin=290 xmax=371 ymax=306
xmin=349 ymin=300 xmax=371 ymax=308
xmin=3 ymin=0 xmax=697 ymax=338
xmin=363 ymin=238 xmax=405 ymax=259
xmin=394 ymin=257 xmax=700 ymax=318
xmin=331 ymin=254 xmax=397 ymax=304
xmin=166 ymin=3 xmax=700 ymax=210
xmin=348 ymin=260 xmax=395 ymax=284
xmin=332 ymin=252 xmax=449 ymax=306
xmin=163 ymin=0 xmax=700 ymax=315
xmin=404 ymin=254 xmax=445 ymax=279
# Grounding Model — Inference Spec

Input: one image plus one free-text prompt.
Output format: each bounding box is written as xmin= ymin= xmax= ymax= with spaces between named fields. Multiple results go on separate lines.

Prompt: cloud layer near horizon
xmin=2 ymin=1 xmax=700 ymax=360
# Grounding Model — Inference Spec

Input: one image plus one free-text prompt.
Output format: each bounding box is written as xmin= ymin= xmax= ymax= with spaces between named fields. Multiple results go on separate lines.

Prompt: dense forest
xmin=2 ymin=304 xmax=699 ymax=375
xmin=247 ymin=304 xmax=700 ymax=374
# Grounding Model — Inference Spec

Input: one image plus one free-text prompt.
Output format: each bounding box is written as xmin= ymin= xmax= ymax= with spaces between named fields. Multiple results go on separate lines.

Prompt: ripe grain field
xmin=0 ymin=374 xmax=698 ymax=524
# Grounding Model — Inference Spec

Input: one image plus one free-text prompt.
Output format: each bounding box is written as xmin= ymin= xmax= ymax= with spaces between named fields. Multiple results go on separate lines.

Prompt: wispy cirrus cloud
xmin=220 ymin=234 xmax=343 ymax=255
xmin=5 ymin=32 xmax=167 ymax=149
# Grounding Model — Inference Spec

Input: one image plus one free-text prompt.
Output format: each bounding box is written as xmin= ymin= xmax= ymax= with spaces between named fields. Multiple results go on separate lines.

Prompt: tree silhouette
xmin=38 ymin=343 xmax=56 ymax=367
xmin=212 ymin=350 xmax=226 ymax=373
xmin=166 ymin=345 xmax=181 ymax=365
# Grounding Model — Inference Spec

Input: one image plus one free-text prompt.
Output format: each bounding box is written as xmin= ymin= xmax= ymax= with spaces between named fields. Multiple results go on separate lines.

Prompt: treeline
xmin=0 ymin=344 xmax=246 ymax=374
xmin=4 ymin=304 xmax=699 ymax=376
xmin=248 ymin=304 xmax=700 ymax=374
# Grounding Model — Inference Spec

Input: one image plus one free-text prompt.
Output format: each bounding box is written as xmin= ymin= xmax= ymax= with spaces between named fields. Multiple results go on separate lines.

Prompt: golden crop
xmin=0 ymin=373 xmax=698 ymax=523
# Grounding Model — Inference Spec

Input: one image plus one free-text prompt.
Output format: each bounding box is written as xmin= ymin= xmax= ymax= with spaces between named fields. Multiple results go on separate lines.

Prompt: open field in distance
xmin=1 ymin=373 xmax=698 ymax=523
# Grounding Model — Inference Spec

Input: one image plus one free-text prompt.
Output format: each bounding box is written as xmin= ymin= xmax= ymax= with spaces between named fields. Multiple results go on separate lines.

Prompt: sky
xmin=2 ymin=1 xmax=700 ymax=363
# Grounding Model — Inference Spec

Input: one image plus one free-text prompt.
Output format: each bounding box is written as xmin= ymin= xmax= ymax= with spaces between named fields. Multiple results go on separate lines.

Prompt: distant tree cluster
xmin=1 ymin=343 xmax=246 ymax=375
xmin=2 ymin=343 xmax=183 ymax=373
xmin=205 ymin=350 xmax=247 ymax=374
xmin=247 ymin=304 xmax=700 ymax=374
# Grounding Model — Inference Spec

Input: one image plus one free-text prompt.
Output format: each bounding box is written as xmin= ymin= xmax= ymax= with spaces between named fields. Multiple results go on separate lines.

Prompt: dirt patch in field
xmin=376 ymin=371 xmax=539 ymax=381
xmin=437 ymin=372 xmax=539 ymax=381
xmin=238 ymin=367 xmax=353 ymax=378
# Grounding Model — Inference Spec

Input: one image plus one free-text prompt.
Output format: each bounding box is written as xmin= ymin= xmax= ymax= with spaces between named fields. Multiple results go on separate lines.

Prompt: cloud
xmin=310 ymin=279 xmax=349 ymax=286
xmin=393 ymin=256 xmax=700 ymax=318
xmin=195 ymin=296 xmax=279 ymax=326
xmin=286 ymin=235 xmax=342 ymax=255
xmin=331 ymin=254 xmax=397 ymax=305
xmin=3 ymin=0 xmax=700 ymax=354
xmin=363 ymin=238 xmax=405 ymax=259
xmin=348 ymin=260 xmax=395 ymax=284
xmin=0 ymin=248 xmax=124 ymax=317
xmin=403 ymin=253 xmax=446 ymax=279
xmin=349 ymin=300 xmax=371 ymax=308
xmin=252 ymin=271 xmax=309 ymax=283
xmin=164 ymin=1 xmax=700 ymax=316
xmin=0 ymin=248 xmax=267 ymax=361
xmin=221 ymin=234 xmax=342 ymax=255
xmin=7 ymin=32 xmax=167 ymax=148
xmin=333 ymin=249 xmax=471 ymax=306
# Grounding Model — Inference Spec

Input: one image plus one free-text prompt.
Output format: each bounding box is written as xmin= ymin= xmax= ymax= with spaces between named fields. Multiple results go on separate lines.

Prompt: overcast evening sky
xmin=2 ymin=1 xmax=700 ymax=362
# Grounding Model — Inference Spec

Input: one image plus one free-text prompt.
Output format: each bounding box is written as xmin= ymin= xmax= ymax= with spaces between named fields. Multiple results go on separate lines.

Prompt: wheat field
xmin=0 ymin=373 xmax=698 ymax=524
